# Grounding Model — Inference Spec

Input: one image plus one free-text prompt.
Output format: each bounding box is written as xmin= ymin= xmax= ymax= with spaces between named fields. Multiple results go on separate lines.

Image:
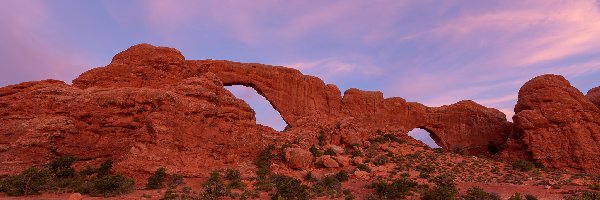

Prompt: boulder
xmin=284 ymin=148 xmax=314 ymax=170
xmin=510 ymin=74 xmax=600 ymax=174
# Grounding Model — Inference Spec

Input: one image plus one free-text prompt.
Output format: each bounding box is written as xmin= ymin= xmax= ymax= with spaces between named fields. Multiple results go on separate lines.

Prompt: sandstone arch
xmin=407 ymin=127 xmax=442 ymax=148
xmin=195 ymin=59 xmax=343 ymax=128
xmin=224 ymin=85 xmax=289 ymax=131
xmin=72 ymin=44 xmax=511 ymax=154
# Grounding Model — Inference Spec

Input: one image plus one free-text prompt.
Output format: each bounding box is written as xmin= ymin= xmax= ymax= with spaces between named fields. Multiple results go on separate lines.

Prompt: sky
xmin=2 ymin=0 xmax=600 ymax=147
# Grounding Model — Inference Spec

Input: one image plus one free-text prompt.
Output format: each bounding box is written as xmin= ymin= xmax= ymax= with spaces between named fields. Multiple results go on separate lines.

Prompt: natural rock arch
xmin=407 ymin=127 xmax=442 ymax=148
xmin=224 ymin=84 xmax=289 ymax=131
xmin=73 ymin=44 xmax=511 ymax=154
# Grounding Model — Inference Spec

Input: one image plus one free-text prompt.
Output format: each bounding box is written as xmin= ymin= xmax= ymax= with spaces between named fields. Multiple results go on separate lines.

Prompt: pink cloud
xmin=0 ymin=1 xmax=88 ymax=85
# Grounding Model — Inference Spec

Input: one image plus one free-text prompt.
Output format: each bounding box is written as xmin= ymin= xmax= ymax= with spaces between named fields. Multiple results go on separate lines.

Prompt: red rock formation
xmin=0 ymin=69 xmax=274 ymax=181
xmin=587 ymin=86 xmax=600 ymax=108
xmin=510 ymin=74 xmax=600 ymax=174
xmin=73 ymin=44 xmax=511 ymax=153
xmin=0 ymin=43 xmax=541 ymax=179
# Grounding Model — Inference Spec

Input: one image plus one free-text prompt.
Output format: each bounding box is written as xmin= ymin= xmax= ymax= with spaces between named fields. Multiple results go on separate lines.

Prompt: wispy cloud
xmin=0 ymin=1 xmax=88 ymax=86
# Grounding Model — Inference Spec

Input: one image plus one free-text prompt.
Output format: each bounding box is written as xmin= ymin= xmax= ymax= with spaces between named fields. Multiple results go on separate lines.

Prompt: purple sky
xmin=2 ymin=1 xmax=600 ymax=147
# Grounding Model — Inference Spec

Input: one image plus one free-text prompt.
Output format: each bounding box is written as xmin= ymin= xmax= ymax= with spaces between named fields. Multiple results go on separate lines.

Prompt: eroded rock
xmin=510 ymin=74 xmax=600 ymax=174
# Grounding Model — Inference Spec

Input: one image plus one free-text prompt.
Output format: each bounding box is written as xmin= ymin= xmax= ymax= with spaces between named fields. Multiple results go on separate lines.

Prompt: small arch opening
xmin=407 ymin=128 xmax=440 ymax=148
xmin=225 ymin=85 xmax=288 ymax=131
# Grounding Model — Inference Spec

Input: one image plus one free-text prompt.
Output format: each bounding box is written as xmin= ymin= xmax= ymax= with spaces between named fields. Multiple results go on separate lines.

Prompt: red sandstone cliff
xmin=1 ymin=44 xmax=599 ymax=180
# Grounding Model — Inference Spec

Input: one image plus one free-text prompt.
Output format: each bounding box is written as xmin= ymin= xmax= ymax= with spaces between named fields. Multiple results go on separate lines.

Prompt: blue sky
xmin=2 ymin=0 xmax=600 ymax=147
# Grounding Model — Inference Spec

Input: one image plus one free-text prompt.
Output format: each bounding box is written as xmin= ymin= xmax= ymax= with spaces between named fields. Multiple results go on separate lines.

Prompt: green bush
xmin=0 ymin=167 xmax=53 ymax=196
xmin=146 ymin=167 xmax=167 ymax=189
xmin=312 ymin=175 xmax=342 ymax=196
xmin=255 ymin=144 xmax=276 ymax=179
xmin=78 ymin=174 xmax=135 ymax=197
xmin=463 ymin=186 xmax=501 ymax=200
xmin=512 ymin=160 xmax=536 ymax=172
xmin=202 ymin=171 xmax=229 ymax=199
xmin=48 ymin=156 xmax=78 ymax=178
xmin=324 ymin=148 xmax=337 ymax=156
xmin=509 ymin=193 xmax=524 ymax=200
xmin=524 ymin=194 xmax=539 ymax=200
xmin=335 ymin=170 xmax=350 ymax=182
xmin=0 ymin=158 xmax=135 ymax=197
xmin=271 ymin=175 xmax=310 ymax=200
xmin=370 ymin=177 xmax=417 ymax=199
xmin=97 ymin=160 xmax=113 ymax=177
xmin=421 ymin=174 xmax=458 ymax=200
xmin=318 ymin=131 xmax=326 ymax=146
xmin=304 ymin=171 xmax=317 ymax=182
xmin=373 ymin=155 xmax=388 ymax=166
xmin=566 ymin=191 xmax=600 ymax=200
xmin=357 ymin=164 xmax=372 ymax=173
xmin=225 ymin=169 xmax=245 ymax=190
xmin=309 ymin=145 xmax=323 ymax=157
xmin=351 ymin=150 xmax=364 ymax=157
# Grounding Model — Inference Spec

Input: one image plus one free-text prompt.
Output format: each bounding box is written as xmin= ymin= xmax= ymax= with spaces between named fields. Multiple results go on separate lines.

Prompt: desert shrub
xmin=370 ymin=176 xmax=417 ymax=199
xmin=225 ymin=169 xmax=241 ymax=181
xmin=309 ymin=145 xmax=323 ymax=157
xmin=0 ymin=158 xmax=135 ymax=197
xmin=48 ymin=156 xmax=78 ymax=178
xmin=421 ymin=174 xmax=458 ymax=200
xmin=417 ymin=164 xmax=435 ymax=179
xmin=77 ymin=174 xmax=135 ymax=197
xmin=463 ymin=186 xmax=501 ymax=200
xmin=352 ymin=149 xmax=364 ymax=157
xmin=255 ymin=144 xmax=276 ymax=179
xmin=344 ymin=189 xmax=356 ymax=200
xmin=373 ymin=155 xmax=388 ymax=166
xmin=318 ymin=131 xmax=326 ymax=146
xmin=509 ymin=193 xmax=524 ymax=200
xmin=202 ymin=171 xmax=229 ymax=199
xmin=146 ymin=167 xmax=167 ymax=189
xmin=162 ymin=188 xmax=179 ymax=200
xmin=433 ymin=148 xmax=446 ymax=154
xmin=383 ymin=134 xmax=404 ymax=144
xmin=0 ymin=167 xmax=53 ymax=196
xmin=225 ymin=169 xmax=245 ymax=190
xmin=270 ymin=175 xmax=309 ymax=200
xmin=304 ymin=171 xmax=318 ymax=182
xmin=357 ymin=164 xmax=372 ymax=173
xmin=566 ymin=191 xmax=600 ymax=200
xmin=524 ymin=194 xmax=539 ymax=200
xmin=335 ymin=170 xmax=350 ymax=182
xmin=312 ymin=175 xmax=342 ymax=196
xmin=96 ymin=160 xmax=113 ymax=177
xmin=512 ymin=160 xmax=536 ymax=172
xmin=324 ymin=148 xmax=337 ymax=156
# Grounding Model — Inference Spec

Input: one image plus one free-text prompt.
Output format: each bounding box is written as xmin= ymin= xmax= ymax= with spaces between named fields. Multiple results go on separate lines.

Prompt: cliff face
xmin=509 ymin=75 xmax=600 ymax=174
xmin=1 ymin=44 xmax=599 ymax=179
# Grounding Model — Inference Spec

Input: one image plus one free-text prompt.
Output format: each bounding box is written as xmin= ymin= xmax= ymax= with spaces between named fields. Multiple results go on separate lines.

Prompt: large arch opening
xmin=407 ymin=127 xmax=441 ymax=148
xmin=225 ymin=85 xmax=289 ymax=131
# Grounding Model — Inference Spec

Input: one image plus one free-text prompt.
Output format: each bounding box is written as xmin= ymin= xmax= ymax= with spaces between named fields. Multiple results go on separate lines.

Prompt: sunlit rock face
xmin=2 ymin=44 xmax=599 ymax=181
xmin=509 ymin=75 xmax=600 ymax=174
